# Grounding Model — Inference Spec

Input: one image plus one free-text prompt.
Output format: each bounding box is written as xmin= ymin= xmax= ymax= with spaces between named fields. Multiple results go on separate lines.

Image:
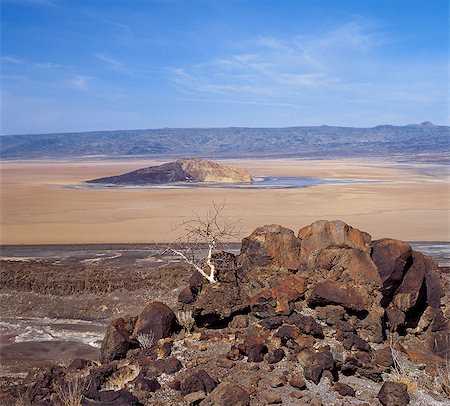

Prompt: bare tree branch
xmin=165 ymin=201 xmax=241 ymax=283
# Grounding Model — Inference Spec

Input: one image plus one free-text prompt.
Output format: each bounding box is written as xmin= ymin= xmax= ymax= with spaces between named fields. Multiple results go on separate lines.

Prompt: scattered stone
xmin=226 ymin=347 xmax=242 ymax=361
xmin=265 ymin=392 xmax=282 ymax=404
xmin=303 ymin=346 xmax=335 ymax=384
xmin=200 ymin=382 xmax=250 ymax=406
xmin=289 ymin=374 xmax=306 ymax=390
xmin=185 ymin=391 xmax=206 ymax=405
xmin=267 ymin=348 xmax=285 ymax=364
xmin=216 ymin=358 xmax=235 ymax=369
xmin=270 ymin=376 xmax=285 ymax=388
xmin=377 ymin=381 xmax=410 ymax=406
xmin=134 ymin=377 xmax=161 ymax=393
xmin=229 ymin=314 xmax=249 ymax=328
xmin=334 ymin=382 xmax=355 ymax=397
xmin=180 ymin=370 xmax=217 ymax=396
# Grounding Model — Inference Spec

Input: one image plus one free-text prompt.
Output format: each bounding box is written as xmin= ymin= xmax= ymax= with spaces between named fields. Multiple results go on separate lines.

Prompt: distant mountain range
xmin=1 ymin=122 xmax=448 ymax=161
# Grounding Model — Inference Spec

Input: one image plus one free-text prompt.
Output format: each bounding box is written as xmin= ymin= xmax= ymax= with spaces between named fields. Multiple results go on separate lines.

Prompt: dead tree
xmin=165 ymin=202 xmax=240 ymax=283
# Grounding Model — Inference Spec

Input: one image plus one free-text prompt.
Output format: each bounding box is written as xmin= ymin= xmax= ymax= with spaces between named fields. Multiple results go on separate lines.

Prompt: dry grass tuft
xmin=136 ymin=331 xmax=155 ymax=349
xmin=54 ymin=372 xmax=90 ymax=406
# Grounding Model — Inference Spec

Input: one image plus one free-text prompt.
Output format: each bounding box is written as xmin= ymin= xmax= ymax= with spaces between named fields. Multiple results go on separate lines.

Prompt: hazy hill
xmin=87 ymin=158 xmax=253 ymax=185
xmin=1 ymin=122 xmax=448 ymax=161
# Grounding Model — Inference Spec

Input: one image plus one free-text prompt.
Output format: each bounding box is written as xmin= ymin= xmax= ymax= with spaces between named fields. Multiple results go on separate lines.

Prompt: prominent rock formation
xmin=87 ymin=158 xmax=253 ymax=185
xmin=9 ymin=219 xmax=448 ymax=406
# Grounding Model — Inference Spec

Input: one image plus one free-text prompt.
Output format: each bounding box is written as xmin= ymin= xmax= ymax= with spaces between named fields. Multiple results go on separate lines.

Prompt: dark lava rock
xmin=133 ymin=301 xmax=176 ymax=340
xmin=134 ymin=377 xmax=161 ymax=393
xmin=377 ymin=381 xmax=410 ymax=406
xmin=101 ymin=317 xmax=131 ymax=363
xmin=288 ymin=313 xmax=324 ymax=338
xmin=303 ymin=347 xmax=335 ymax=384
xmin=180 ymin=370 xmax=217 ymax=395
xmin=193 ymin=281 xmax=249 ymax=326
xmin=84 ymin=389 xmax=141 ymax=405
xmin=200 ymin=382 xmax=250 ymax=406
xmin=267 ymin=348 xmax=285 ymax=364
xmin=334 ymin=382 xmax=355 ymax=397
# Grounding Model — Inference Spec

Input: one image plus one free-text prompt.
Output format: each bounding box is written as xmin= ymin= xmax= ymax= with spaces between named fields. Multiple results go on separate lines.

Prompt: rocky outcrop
xmin=11 ymin=219 xmax=448 ymax=406
xmin=87 ymin=158 xmax=253 ymax=185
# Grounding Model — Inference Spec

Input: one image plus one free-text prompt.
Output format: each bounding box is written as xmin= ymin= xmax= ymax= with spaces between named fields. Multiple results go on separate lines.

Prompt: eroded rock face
xmin=298 ymin=220 xmax=371 ymax=259
xmin=239 ymin=224 xmax=302 ymax=283
xmin=133 ymin=301 xmax=176 ymax=340
xmin=308 ymin=281 xmax=369 ymax=312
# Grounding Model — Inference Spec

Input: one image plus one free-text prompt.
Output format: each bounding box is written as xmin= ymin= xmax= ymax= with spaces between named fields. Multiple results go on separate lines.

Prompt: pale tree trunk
xmin=168 ymin=247 xmax=217 ymax=283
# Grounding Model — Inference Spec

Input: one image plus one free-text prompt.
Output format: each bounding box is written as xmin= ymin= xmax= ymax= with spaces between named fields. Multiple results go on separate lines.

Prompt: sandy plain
xmin=0 ymin=158 xmax=449 ymax=244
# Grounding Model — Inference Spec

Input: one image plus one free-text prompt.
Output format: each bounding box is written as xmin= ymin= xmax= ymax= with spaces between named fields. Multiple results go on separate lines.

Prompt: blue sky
xmin=1 ymin=0 xmax=448 ymax=134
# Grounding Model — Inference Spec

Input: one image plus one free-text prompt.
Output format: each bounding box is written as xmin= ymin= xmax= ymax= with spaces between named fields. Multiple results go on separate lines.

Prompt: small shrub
xmin=136 ymin=331 xmax=155 ymax=349
xmin=177 ymin=309 xmax=195 ymax=334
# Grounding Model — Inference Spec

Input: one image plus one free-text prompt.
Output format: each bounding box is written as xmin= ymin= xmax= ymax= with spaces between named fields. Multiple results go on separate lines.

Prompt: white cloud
xmin=70 ymin=75 xmax=92 ymax=91
xmin=1 ymin=55 xmax=24 ymax=64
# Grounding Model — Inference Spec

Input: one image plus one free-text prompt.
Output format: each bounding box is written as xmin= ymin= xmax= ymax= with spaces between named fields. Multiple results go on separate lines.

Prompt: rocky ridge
xmin=87 ymin=158 xmax=253 ymax=185
xmin=4 ymin=220 xmax=449 ymax=405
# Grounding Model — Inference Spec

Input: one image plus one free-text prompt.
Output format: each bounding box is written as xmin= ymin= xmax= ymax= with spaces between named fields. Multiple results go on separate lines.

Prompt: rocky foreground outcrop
xmin=87 ymin=158 xmax=253 ymax=185
xmin=8 ymin=220 xmax=449 ymax=405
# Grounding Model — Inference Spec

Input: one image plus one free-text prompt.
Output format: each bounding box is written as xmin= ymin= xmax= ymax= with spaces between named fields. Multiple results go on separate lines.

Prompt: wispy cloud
xmin=1 ymin=55 xmax=25 ymax=64
xmin=69 ymin=75 xmax=92 ymax=91
xmin=95 ymin=53 xmax=132 ymax=75
xmin=35 ymin=62 xmax=61 ymax=69
xmin=167 ymin=20 xmax=385 ymax=100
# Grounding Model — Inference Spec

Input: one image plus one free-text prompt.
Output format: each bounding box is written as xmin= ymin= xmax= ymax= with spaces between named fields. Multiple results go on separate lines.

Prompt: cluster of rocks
xmin=10 ymin=220 xmax=449 ymax=405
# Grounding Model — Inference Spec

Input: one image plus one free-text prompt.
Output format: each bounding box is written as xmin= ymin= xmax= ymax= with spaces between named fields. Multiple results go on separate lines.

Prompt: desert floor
xmin=0 ymin=158 xmax=448 ymax=244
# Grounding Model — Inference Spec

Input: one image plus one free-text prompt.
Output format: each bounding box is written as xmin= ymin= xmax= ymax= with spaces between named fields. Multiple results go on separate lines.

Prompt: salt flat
xmin=1 ymin=158 xmax=448 ymax=243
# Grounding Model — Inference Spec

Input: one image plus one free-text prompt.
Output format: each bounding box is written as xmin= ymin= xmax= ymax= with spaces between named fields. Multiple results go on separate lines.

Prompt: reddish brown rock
xmin=238 ymin=333 xmax=267 ymax=362
xmin=289 ymin=374 xmax=307 ymax=390
xmin=298 ymin=220 xmax=371 ymax=262
xmin=377 ymin=381 xmax=410 ymax=406
xmin=239 ymin=224 xmax=302 ymax=280
xmin=250 ymin=274 xmax=305 ymax=317
xmin=308 ymin=281 xmax=369 ymax=312
xmin=101 ymin=317 xmax=131 ymax=363
xmin=133 ymin=301 xmax=176 ymax=340
xmin=200 ymin=382 xmax=250 ymax=406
